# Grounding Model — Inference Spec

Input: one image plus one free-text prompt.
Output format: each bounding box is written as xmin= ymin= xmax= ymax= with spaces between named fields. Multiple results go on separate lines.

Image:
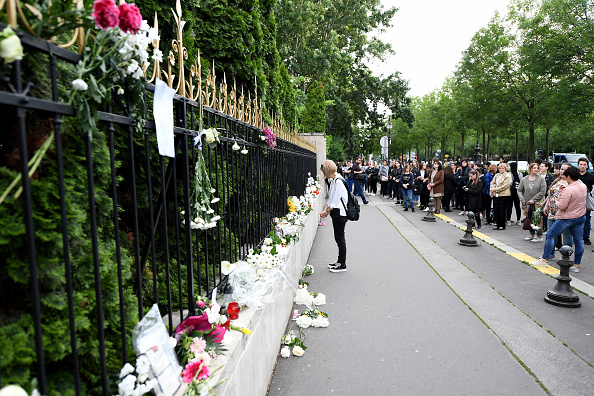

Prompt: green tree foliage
xmin=302 ymin=81 xmax=326 ymax=134
xmin=134 ymin=0 xmax=297 ymax=122
xmin=275 ymin=0 xmax=411 ymax=149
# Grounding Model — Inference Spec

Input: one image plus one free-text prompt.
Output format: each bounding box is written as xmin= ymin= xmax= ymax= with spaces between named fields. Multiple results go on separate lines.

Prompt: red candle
xmin=228 ymin=302 xmax=240 ymax=320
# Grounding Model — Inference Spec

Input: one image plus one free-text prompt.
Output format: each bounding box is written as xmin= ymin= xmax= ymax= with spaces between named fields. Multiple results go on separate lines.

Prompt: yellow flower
xmin=241 ymin=327 xmax=253 ymax=335
xmin=288 ymin=202 xmax=296 ymax=212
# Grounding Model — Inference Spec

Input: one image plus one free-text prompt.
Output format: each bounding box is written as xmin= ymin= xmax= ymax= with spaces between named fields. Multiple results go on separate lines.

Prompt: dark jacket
xmin=455 ymin=166 xmax=470 ymax=186
xmin=444 ymin=172 xmax=457 ymax=194
xmin=466 ymin=179 xmax=484 ymax=212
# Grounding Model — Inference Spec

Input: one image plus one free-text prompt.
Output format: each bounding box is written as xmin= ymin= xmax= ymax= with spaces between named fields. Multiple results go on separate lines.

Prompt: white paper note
xmin=154 ymin=78 xmax=175 ymax=158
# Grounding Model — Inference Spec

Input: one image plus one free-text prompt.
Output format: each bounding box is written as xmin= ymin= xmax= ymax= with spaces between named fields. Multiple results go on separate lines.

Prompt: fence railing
xmin=0 ymin=23 xmax=316 ymax=396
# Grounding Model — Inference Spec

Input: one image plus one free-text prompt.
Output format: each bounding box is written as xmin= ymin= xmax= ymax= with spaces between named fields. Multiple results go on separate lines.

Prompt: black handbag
xmin=522 ymin=204 xmax=534 ymax=230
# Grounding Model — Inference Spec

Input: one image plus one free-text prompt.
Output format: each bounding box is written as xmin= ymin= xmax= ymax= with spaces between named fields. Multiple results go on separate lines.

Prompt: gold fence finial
xmin=170 ymin=0 xmax=188 ymax=96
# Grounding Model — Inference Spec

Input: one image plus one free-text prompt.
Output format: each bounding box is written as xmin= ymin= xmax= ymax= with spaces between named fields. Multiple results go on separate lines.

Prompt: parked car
xmin=553 ymin=153 xmax=593 ymax=171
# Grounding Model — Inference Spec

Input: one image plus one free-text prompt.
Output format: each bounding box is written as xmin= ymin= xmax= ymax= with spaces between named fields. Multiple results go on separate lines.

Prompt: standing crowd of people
xmin=327 ymin=156 xmax=594 ymax=274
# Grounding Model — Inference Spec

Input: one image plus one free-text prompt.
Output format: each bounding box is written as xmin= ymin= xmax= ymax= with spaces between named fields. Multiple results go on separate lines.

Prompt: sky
xmin=369 ymin=0 xmax=512 ymax=98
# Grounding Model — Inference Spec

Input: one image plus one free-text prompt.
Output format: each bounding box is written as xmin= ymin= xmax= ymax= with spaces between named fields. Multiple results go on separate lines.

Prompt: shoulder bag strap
xmin=339 ymin=178 xmax=349 ymax=212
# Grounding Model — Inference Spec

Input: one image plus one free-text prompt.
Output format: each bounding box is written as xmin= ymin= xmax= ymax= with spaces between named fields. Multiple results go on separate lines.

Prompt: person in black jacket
xmin=507 ymin=161 xmax=523 ymax=225
xmin=455 ymin=159 xmax=471 ymax=214
xmin=390 ymin=161 xmax=402 ymax=202
xmin=465 ymin=170 xmax=484 ymax=229
xmin=399 ymin=164 xmax=415 ymax=212
xmin=366 ymin=161 xmax=379 ymax=195
xmin=443 ymin=162 xmax=457 ymax=212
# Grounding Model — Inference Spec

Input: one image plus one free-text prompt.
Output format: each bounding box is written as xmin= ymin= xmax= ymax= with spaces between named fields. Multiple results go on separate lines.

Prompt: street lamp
xmin=387 ymin=116 xmax=392 ymax=162
xmin=360 ymin=141 xmax=364 ymax=160
xmin=475 ymin=141 xmax=482 ymax=164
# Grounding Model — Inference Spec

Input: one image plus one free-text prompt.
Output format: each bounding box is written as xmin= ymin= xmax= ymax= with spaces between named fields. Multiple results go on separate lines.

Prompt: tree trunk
xmin=460 ymin=131 xmax=466 ymax=160
xmin=528 ymin=119 xmax=535 ymax=162
xmin=487 ymin=132 xmax=491 ymax=161
xmin=546 ymin=127 xmax=550 ymax=160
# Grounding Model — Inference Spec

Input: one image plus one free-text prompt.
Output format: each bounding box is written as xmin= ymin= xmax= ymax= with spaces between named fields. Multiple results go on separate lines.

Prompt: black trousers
xmin=381 ymin=180 xmax=389 ymax=196
xmin=370 ymin=179 xmax=378 ymax=194
xmin=444 ymin=192 xmax=454 ymax=210
xmin=493 ymin=196 xmax=510 ymax=229
xmin=330 ymin=209 xmax=348 ymax=265
xmin=507 ymin=189 xmax=521 ymax=221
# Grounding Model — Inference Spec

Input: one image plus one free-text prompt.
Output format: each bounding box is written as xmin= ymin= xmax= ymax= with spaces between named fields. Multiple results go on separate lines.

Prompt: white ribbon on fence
xmin=153 ymin=78 xmax=176 ymax=158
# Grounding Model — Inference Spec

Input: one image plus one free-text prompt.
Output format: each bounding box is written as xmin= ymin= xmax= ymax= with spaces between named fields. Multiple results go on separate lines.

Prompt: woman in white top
xmin=320 ymin=160 xmax=349 ymax=272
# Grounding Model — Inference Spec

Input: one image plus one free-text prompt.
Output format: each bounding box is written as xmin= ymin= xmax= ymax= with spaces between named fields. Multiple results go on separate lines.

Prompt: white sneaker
xmin=516 ymin=221 xmax=522 ymax=226
xmin=458 ymin=211 xmax=465 ymax=216
xmin=531 ymin=258 xmax=549 ymax=268
xmin=531 ymin=238 xmax=543 ymax=243
xmin=506 ymin=221 xmax=512 ymax=226
xmin=569 ymin=266 xmax=580 ymax=273
xmin=525 ymin=236 xmax=535 ymax=241
xmin=423 ymin=207 xmax=430 ymax=212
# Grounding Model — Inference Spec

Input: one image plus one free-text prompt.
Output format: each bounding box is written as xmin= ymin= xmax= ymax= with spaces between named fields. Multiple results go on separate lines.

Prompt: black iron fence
xmin=0 ymin=25 xmax=316 ymax=395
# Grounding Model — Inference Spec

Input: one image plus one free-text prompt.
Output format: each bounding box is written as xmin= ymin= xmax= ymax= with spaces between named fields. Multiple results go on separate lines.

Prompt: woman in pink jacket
xmin=531 ymin=166 xmax=586 ymax=272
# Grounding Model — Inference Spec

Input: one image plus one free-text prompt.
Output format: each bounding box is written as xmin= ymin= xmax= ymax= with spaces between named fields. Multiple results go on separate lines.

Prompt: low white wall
xmin=217 ymin=193 xmax=325 ymax=395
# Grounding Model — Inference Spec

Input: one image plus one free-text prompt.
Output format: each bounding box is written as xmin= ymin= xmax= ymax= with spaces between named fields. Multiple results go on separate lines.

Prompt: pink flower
xmin=196 ymin=301 xmax=205 ymax=309
xmin=92 ymin=0 xmax=120 ymax=30
xmin=190 ymin=337 xmax=206 ymax=354
xmin=182 ymin=359 xmax=211 ymax=383
xmin=118 ymin=3 xmax=142 ymax=34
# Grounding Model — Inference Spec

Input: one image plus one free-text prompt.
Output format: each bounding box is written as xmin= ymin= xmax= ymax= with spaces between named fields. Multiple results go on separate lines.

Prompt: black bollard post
xmin=422 ymin=197 xmax=436 ymax=222
xmin=544 ymin=246 xmax=581 ymax=308
xmin=459 ymin=211 xmax=478 ymax=246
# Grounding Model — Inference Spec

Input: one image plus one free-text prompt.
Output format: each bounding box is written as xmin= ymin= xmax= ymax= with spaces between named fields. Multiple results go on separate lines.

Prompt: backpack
xmin=412 ymin=178 xmax=424 ymax=195
xmin=339 ymin=178 xmax=360 ymax=221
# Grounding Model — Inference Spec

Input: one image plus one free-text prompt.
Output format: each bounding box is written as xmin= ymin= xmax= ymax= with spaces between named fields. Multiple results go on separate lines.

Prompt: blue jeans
xmin=543 ymin=216 xmax=585 ymax=264
xmin=584 ymin=211 xmax=591 ymax=239
xmin=547 ymin=218 xmax=573 ymax=248
xmin=401 ymin=187 xmax=413 ymax=209
xmin=346 ymin=178 xmax=353 ymax=193
xmin=353 ymin=180 xmax=368 ymax=204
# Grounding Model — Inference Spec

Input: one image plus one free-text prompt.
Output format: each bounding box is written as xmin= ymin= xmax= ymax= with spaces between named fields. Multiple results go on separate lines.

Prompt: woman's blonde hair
xmin=321 ymin=160 xmax=337 ymax=176
xmin=497 ymin=163 xmax=508 ymax=171
xmin=488 ymin=164 xmax=497 ymax=174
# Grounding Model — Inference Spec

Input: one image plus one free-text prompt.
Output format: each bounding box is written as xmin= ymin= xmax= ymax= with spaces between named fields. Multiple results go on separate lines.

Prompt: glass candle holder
xmin=228 ymin=302 xmax=240 ymax=320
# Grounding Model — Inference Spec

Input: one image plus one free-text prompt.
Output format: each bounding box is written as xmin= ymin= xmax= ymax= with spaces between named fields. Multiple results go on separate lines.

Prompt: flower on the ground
xmin=264 ymin=238 xmax=273 ymax=246
xmin=312 ymin=293 xmax=326 ymax=305
xmin=232 ymin=141 xmax=240 ymax=151
xmin=0 ymin=28 xmax=23 ymax=64
xmin=118 ymin=2 xmax=142 ymax=34
xmin=280 ymin=346 xmax=291 ymax=358
xmin=182 ymin=359 xmax=211 ymax=383
xmin=92 ymin=0 xmax=120 ymax=30
xmin=296 ymin=315 xmax=312 ymax=328
xmin=312 ymin=315 xmax=329 ymax=328
xmin=292 ymin=345 xmax=305 ymax=357
xmin=72 ymin=79 xmax=88 ymax=91
xmin=221 ymin=260 xmax=236 ymax=275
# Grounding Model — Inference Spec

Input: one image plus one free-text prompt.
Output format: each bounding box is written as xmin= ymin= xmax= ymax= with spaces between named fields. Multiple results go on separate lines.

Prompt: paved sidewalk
xmin=270 ymin=193 xmax=594 ymax=395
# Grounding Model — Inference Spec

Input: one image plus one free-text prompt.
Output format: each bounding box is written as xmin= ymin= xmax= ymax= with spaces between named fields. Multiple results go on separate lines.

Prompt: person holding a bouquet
xmin=518 ymin=163 xmax=547 ymax=242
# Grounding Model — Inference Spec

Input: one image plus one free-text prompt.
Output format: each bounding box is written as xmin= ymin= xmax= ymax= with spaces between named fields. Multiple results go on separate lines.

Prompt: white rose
xmin=0 ymin=31 xmax=23 ymax=63
xmin=260 ymin=135 xmax=267 ymax=141
xmin=312 ymin=315 xmax=329 ymax=328
xmin=280 ymin=346 xmax=291 ymax=358
xmin=0 ymin=385 xmax=28 ymax=396
xmin=204 ymin=130 xmax=215 ymax=143
xmin=264 ymin=238 xmax=273 ymax=246
xmin=292 ymin=345 xmax=305 ymax=357
xmin=72 ymin=79 xmax=88 ymax=91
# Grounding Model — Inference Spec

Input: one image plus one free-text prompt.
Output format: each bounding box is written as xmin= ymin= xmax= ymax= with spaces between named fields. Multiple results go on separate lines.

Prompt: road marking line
xmin=432 ymin=213 xmax=594 ymax=298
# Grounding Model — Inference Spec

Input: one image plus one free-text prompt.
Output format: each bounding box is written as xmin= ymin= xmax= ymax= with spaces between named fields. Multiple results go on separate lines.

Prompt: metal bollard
xmin=459 ymin=211 xmax=478 ymax=246
xmin=544 ymin=246 xmax=581 ymax=308
xmin=422 ymin=197 xmax=436 ymax=222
